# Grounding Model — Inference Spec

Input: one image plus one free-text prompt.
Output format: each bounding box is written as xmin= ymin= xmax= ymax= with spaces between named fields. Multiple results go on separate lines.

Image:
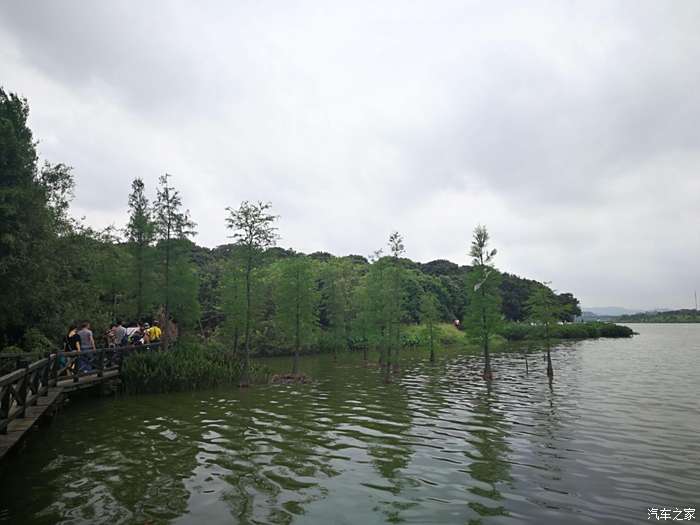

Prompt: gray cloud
xmin=1 ymin=0 xmax=699 ymax=309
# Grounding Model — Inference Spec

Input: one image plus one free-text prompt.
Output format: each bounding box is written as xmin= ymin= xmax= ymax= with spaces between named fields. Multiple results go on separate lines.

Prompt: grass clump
xmin=500 ymin=321 xmax=633 ymax=342
xmin=121 ymin=341 xmax=270 ymax=394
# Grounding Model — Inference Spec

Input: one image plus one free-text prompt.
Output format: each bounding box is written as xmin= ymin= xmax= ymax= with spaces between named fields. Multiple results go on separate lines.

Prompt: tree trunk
xmin=483 ymin=331 xmax=493 ymax=380
xmin=293 ymin=283 xmax=300 ymax=375
xmin=162 ymin=227 xmax=171 ymax=352
xmin=392 ymin=334 xmax=400 ymax=373
xmin=429 ymin=321 xmax=435 ymax=362
xmin=481 ymin=287 xmax=492 ymax=381
xmin=545 ymin=325 xmax=553 ymax=378
xmin=241 ymin=252 xmax=252 ymax=387
xmin=136 ymin=241 xmax=144 ymax=320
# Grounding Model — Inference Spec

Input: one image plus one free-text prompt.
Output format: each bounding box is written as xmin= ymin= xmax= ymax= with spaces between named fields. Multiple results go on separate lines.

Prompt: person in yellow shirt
xmin=147 ymin=321 xmax=162 ymax=342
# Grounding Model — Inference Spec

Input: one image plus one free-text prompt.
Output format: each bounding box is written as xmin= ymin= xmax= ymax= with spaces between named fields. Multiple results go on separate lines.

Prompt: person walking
xmin=77 ymin=321 xmax=96 ymax=372
xmin=146 ymin=321 xmax=162 ymax=343
xmin=113 ymin=320 xmax=127 ymax=347
xmin=62 ymin=324 xmax=81 ymax=375
xmin=63 ymin=324 xmax=81 ymax=352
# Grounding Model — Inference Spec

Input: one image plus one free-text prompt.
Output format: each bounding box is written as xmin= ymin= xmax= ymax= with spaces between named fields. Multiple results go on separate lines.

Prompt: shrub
xmin=121 ymin=342 xmax=270 ymax=394
xmin=500 ymin=323 xmax=532 ymax=341
xmin=500 ymin=321 xmax=632 ymax=341
xmin=598 ymin=323 xmax=634 ymax=338
xmin=22 ymin=328 xmax=56 ymax=353
xmin=551 ymin=324 xmax=592 ymax=339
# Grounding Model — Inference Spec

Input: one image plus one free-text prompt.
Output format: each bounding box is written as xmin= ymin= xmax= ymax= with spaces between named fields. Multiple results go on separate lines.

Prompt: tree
xmin=420 ymin=292 xmax=439 ymax=362
xmin=92 ymin=227 xmax=132 ymax=323
xmin=351 ymin=277 xmax=372 ymax=362
xmin=220 ymin=263 xmax=247 ymax=355
xmin=387 ymin=231 xmax=406 ymax=372
xmin=365 ymin=254 xmax=391 ymax=367
xmin=273 ymin=256 xmax=318 ymax=374
xmin=153 ymin=173 xmax=196 ymax=333
xmin=464 ymin=225 xmax=502 ymax=380
xmin=225 ymin=201 xmax=278 ymax=385
xmin=527 ymin=285 xmax=571 ymax=378
xmin=126 ymin=177 xmax=154 ymax=320
xmin=319 ymin=258 xmax=355 ymax=361
xmin=556 ymin=292 xmax=581 ymax=322
xmin=0 ymin=89 xmax=60 ymax=346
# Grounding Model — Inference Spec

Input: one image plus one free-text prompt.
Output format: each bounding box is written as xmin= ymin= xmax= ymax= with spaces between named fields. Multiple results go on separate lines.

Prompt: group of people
xmin=106 ymin=320 xmax=162 ymax=348
xmin=62 ymin=320 xmax=162 ymax=353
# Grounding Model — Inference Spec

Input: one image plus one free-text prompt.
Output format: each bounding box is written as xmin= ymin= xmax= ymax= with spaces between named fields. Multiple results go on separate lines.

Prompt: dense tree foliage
xmin=1 ymin=88 xmax=595 ymax=367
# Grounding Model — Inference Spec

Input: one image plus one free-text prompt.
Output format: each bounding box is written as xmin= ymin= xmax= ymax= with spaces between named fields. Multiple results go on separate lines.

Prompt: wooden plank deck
xmin=0 ymin=343 xmax=161 ymax=463
xmin=0 ymin=388 xmax=63 ymax=460
xmin=58 ymin=369 xmax=120 ymax=392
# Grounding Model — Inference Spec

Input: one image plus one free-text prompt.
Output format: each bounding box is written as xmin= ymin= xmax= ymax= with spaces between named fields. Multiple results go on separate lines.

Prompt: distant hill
xmin=613 ymin=309 xmax=700 ymax=323
xmin=585 ymin=306 xmax=646 ymax=317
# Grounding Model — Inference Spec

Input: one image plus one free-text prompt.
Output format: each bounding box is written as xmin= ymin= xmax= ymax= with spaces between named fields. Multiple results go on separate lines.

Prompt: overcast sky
xmin=1 ymin=1 xmax=699 ymax=310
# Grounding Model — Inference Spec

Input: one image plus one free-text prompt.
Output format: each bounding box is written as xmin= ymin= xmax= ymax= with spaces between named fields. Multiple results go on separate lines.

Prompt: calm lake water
xmin=1 ymin=324 xmax=698 ymax=524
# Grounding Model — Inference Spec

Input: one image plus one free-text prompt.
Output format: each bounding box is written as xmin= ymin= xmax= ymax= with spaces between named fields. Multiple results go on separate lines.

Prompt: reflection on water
xmin=1 ymin=324 xmax=699 ymax=524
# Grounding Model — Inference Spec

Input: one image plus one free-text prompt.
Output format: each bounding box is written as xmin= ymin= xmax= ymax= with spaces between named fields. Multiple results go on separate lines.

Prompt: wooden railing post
xmin=73 ymin=353 xmax=80 ymax=383
xmin=0 ymin=385 xmax=10 ymax=434
xmin=97 ymin=348 xmax=104 ymax=378
xmin=41 ymin=354 xmax=51 ymax=396
xmin=17 ymin=362 xmax=30 ymax=419
xmin=30 ymin=366 xmax=40 ymax=406
xmin=50 ymin=353 xmax=60 ymax=386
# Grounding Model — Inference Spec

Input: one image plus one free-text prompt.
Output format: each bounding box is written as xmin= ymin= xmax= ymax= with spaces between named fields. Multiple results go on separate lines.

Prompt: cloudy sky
xmin=1 ymin=1 xmax=699 ymax=310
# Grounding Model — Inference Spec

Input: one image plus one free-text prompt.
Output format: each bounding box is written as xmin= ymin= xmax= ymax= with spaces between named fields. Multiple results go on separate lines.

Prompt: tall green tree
xmin=220 ymin=263 xmax=247 ymax=355
xmin=225 ymin=201 xmax=278 ymax=385
xmin=365 ymin=251 xmax=391 ymax=367
xmin=92 ymin=227 xmax=132 ymax=323
xmin=153 ymin=173 xmax=196 ymax=330
xmin=272 ymin=256 xmax=318 ymax=374
xmin=167 ymin=252 xmax=201 ymax=331
xmin=320 ymin=258 xmax=355 ymax=360
xmin=387 ymin=231 xmax=406 ymax=372
xmin=351 ymin=277 xmax=373 ymax=362
xmin=526 ymin=285 xmax=570 ymax=378
xmin=0 ymin=89 xmax=70 ymax=345
xmin=420 ymin=292 xmax=439 ymax=362
xmin=126 ymin=177 xmax=154 ymax=320
xmin=464 ymin=225 xmax=502 ymax=380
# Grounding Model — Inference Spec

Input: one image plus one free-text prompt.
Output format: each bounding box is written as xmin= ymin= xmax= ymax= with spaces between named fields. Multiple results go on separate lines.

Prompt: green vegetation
xmin=526 ymin=285 xmax=572 ymax=378
xmin=419 ymin=292 xmax=440 ymax=362
xmin=0 ymin=87 xmax=630 ymax=389
xmin=224 ymin=200 xmax=278 ymax=385
xmin=500 ymin=322 xmax=634 ymax=341
xmin=614 ymin=309 xmax=700 ymax=323
xmin=464 ymin=225 xmax=502 ymax=380
xmin=271 ymin=256 xmax=318 ymax=374
xmin=120 ymin=341 xmax=270 ymax=394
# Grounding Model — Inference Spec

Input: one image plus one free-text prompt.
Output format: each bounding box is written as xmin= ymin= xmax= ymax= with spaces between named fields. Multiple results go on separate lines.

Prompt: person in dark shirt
xmin=62 ymin=324 xmax=81 ymax=375
xmin=63 ymin=324 xmax=81 ymax=352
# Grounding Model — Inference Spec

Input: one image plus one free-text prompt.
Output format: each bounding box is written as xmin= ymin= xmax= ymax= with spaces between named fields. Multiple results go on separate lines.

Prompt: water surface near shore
xmin=1 ymin=324 xmax=698 ymax=524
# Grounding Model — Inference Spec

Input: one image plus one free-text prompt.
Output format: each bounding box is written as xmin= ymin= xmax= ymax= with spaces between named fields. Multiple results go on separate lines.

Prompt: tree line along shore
xmin=1 ymin=88 xmax=632 ymax=390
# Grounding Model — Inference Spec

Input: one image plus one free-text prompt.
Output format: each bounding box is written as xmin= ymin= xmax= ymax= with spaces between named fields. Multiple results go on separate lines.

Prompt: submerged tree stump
xmin=270 ymin=373 xmax=311 ymax=385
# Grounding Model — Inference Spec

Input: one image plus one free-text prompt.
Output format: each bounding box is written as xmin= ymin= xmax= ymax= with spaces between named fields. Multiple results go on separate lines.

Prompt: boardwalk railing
xmin=0 ymin=343 xmax=161 ymax=435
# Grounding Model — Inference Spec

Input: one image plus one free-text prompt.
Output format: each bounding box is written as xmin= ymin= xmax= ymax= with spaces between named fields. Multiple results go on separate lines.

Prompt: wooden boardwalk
xmin=0 ymin=344 xmax=160 ymax=461
xmin=0 ymin=388 xmax=62 ymax=459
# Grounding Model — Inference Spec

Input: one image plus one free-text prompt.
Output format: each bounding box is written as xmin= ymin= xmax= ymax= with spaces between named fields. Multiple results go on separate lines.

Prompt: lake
xmin=0 ymin=324 xmax=698 ymax=524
